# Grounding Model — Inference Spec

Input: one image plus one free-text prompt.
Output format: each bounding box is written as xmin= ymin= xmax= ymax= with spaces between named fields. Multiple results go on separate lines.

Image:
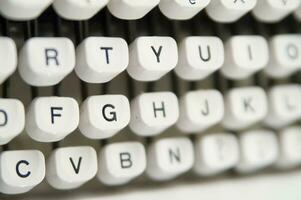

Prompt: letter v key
xmin=69 ymin=157 xmax=82 ymax=174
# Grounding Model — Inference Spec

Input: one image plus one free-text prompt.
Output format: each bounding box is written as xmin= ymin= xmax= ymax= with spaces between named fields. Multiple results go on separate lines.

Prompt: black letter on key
xmin=153 ymin=102 xmax=166 ymax=118
xmin=45 ymin=48 xmax=59 ymax=66
xmin=286 ymin=44 xmax=299 ymax=60
xmin=120 ymin=152 xmax=132 ymax=169
xmin=198 ymin=45 xmax=211 ymax=62
xmin=100 ymin=47 xmax=113 ymax=64
xmin=102 ymin=104 xmax=117 ymax=122
xmin=0 ymin=109 xmax=8 ymax=126
xmin=51 ymin=107 xmax=63 ymax=124
xmin=201 ymin=100 xmax=210 ymax=116
xmin=169 ymin=147 xmax=181 ymax=164
xmin=189 ymin=0 xmax=196 ymax=5
xmin=69 ymin=157 xmax=82 ymax=174
xmin=151 ymin=46 xmax=163 ymax=63
xmin=247 ymin=45 xmax=253 ymax=60
xmin=243 ymin=97 xmax=255 ymax=112
xmin=16 ymin=160 xmax=31 ymax=178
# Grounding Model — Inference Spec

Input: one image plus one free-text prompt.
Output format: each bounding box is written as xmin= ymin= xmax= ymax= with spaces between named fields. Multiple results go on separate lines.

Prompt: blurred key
xmin=276 ymin=126 xmax=301 ymax=169
xmin=0 ymin=0 xmax=53 ymax=21
xmin=159 ymin=0 xmax=210 ymax=20
xmin=236 ymin=130 xmax=278 ymax=173
xmin=206 ymin=0 xmax=257 ymax=23
xmin=108 ymin=0 xmax=160 ymax=20
xmin=147 ymin=137 xmax=194 ymax=181
xmin=252 ymin=0 xmax=300 ymax=22
xmin=177 ymin=89 xmax=224 ymax=133
xmin=194 ymin=133 xmax=239 ymax=176
xmin=223 ymin=87 xmax=268 ymax=130
xmin=265 ymin=85 xmax=301 ymax=128
xmin=264 ymin=35 xmax=301 ymax=78
xmin=53 ymin=0 xmax=109 ymax=20
xmin=221 ymin=36 xmax=269 ymax=80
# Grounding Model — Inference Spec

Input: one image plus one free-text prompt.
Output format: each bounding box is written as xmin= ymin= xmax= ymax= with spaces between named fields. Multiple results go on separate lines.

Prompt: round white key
xmin=175 ymin=36 xmax=224 ymax=81
xmin=0 ymin=99 xmax=25 ymax=145
xmin=264 ymin=34 xmax=301 ymax=78
xmin=79 ymin=95 xmax=130 ymax=140
xmin=159 ymin=0 xmax=211 ymax=20
xmin=276 ymin=126 xmax=301 ymax=169
xmin=222 ymin=87 xmax=268 ymax=130
xmin=108 ymin=0 xmax=160 ymax=20
xmin=47 ymin=146 xmax=98 ymax=190
xmin=194 ymin=133 xmax=239 ymax=176
xmin=26 ymin=97 xmax=79 ymax=142
xmin=129 ymin=92 xmax=179 ymax=137
xmin=147 ymin=137 xmax=194 ymax=181
xmin=265 ymin=84 xmax=301 ymax=129
xmin=18 ymin=37 xmax=76 ymax=86
xmin=53 ymin=0 xmax=109 ymax=20
xmin=252 ymin=0 xmax=300 ymax=23
xmin=75 ymin=37 xmax=129 ymax=83
xmin=0 ymin=0 xmax=53 ymax=21
xmin=177 ymin=89 xmax=224 ymax=133
xmin=0 ymin=37 xmax=17 ymax=84
xmin=221 ymin=36 xmax=269 ymax=80
xmin=98 ymin=142 xmax=146 ymax=186
xmin=127 ymin=36 xmax=178 ymax=82
xmin=206 ymin=0 xmax=257 ymax=23
xmin=0 ymin=150 xmax=45 ymax=194
xmin=236 ymin=130 xmax=279 ymax=173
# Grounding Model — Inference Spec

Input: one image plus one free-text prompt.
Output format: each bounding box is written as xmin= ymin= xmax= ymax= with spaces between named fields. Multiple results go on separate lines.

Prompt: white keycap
xmin=0 ymin=99 xmax=25 ymax=145
xmin=265 ymin=85 xmax=301 ymax=128
xmin=79 ymin=95 xmax=130 ymax=139
xmin=108 ymin=0 xmax=160 ymax=20
xmin=276 ymin=126 xmax=301 ymax=169
xmin=75 ymin=37 xmax=129 ymax=83
xmin=53 ymin=0 xmax=109 ymax=20
xmin=206 ymin=0 xmax=257 ymax=23
xmin=127 ymin=37 xmax=178 ymax=81
xmin=236 ymin=130 xmax=278 ymax=173
xmin=47 ymin=146 xmax=98 ymax=190
xmin=0 ymin=37 xmax=17 ymax=84
xmin=175 ymin=36 xmax=224 ymax=81
xmin=0 ymin=150 xmax=45 ymax=194
xmin=177 ymin=89 xmax=224 ymax=133
xmin=98 ymin=142 xmax=146 ymax=186
xmin=222 ymin=87 xmax=268 ymax=130
xmin=252 ymin=0 xmax=300 ymax=22
xmin=147 ymin=137 xmax=194 ymax=181
xmin=265 ymin=35 xmax=301 ymax=78
xmin=0 ymin=0 xmax=53 ymax=21
xmin=129 ymin=92 xmax=179 ymax=137
xmin=26 ymin=97 xmax=79 ymax=142
xmin=221 ymin=36 xmax=269 ymax=80
xmin=159 ymin=0 xmax=210 ymax=20
xmin=18 ymin=37 xmax=75 ymax=86
xmin=194 ymin=133 xmax=239 ymax=176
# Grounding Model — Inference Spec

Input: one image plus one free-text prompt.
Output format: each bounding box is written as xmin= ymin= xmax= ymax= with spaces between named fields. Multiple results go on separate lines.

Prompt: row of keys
xmin=1 ymin=85 xmax=301 ymax=144
xmin=1 ymin=0 xmax=301 ymax=23
xmin=1 ymin=35 xmax=301 ymax=86
xmin=2 ymin=127 xmax=301 ymax=194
